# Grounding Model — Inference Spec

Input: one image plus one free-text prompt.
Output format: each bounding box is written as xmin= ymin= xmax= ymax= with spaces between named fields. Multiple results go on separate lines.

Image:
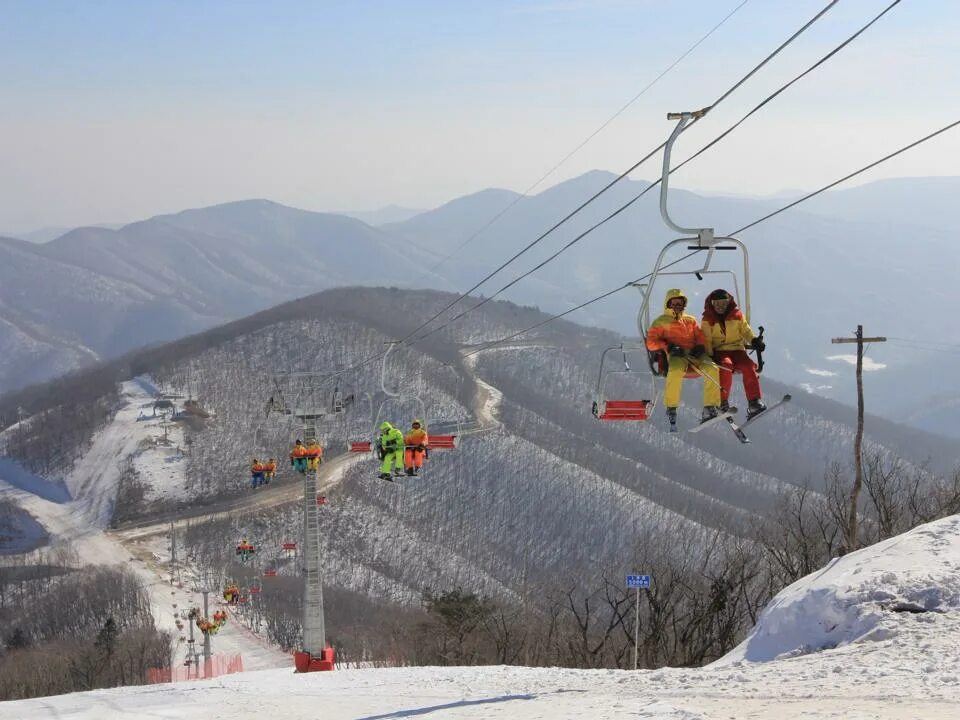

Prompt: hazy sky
xmin=2 ymin=0 xmax=958 ymax=230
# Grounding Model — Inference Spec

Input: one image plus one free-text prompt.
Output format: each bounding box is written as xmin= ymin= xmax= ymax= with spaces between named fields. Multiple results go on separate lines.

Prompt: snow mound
xmin=717 ymin=514 xmax=960 ymax=664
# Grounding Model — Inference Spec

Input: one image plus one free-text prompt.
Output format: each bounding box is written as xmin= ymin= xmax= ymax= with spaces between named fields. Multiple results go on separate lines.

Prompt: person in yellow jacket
xmin=701 ymin=288 xmax=766 ymax=418
xmin=378 ymin=421 xmax=405 ymax=481
xmin=403 ymin=419 xmax=429 ymax=476
xmin=645 ymin=288 xmax=721 ymax=427
xmin=305 ymin=439 xmax=324 ymax=471
xmin=262 ymin=458 xmax=277 ymax=484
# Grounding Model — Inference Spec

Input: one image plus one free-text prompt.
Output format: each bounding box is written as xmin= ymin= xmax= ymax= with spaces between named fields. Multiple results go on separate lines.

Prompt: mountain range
xmin=1 ymin=174 xmax=957 ymax=436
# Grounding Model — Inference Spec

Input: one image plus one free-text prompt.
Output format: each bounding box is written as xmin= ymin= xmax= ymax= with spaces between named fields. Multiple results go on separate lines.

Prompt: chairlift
xmin=592 ymin=111 xmax=753 ymax=422
xmin=592 ymin=345 xmax=654 ymax=421
xmin=347 ymin=342 xmax=459 ymax=467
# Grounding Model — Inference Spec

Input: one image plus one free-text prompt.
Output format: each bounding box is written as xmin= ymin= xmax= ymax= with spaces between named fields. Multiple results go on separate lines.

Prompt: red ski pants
xmin=714 ymin=350 xmax=761 ymax=402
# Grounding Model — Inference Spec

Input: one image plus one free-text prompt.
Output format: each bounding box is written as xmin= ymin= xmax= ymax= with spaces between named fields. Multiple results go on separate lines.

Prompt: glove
xmin=424 ymin=448 xmax=430 ymax=459
xmin=667 ymin=344 xmax=685 ymax=357
xmin=751 ymin=337 xmax=766 ymax=352
xmin=691 ymin=344 xmax=706 ymax=358
xmin=290 ymin=459 xmax=295 ymax=466
xmin=416 ymin=444 xmax=426 ymax=452
xmin=378 ymin=448 xmax=386 ymax=460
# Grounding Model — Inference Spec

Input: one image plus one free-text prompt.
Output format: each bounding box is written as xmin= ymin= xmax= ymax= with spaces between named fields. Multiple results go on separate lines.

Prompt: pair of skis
xmin=682 ymin=394 xmax=792 ymax=444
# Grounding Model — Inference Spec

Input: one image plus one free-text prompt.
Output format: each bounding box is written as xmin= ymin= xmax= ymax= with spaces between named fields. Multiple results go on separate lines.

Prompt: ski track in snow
xmin=0 ymin=379 xmax=290 ymax=677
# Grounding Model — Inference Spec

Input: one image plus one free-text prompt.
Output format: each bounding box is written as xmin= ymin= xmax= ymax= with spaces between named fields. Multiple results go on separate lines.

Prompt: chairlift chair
xmin=592 ymin=345 xmax=655 ymax=421
xmin=596 ymin=111 xmax=753 ymax=420
xmin=347 ymin=341 xmax=459 ymax=460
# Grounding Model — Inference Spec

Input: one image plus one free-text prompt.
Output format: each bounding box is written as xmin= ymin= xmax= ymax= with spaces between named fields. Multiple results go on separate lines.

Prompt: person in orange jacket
xmin=701 ymin=288 xmax=766 ymax=418
xmin=403 ymin=419 xmax=429 ymax=476
xmin=235 ymin=539 xmax=255 ymax=562
xmin=305 ymin=439 xmax=323 ymax=472
xmin=646 ymin=288 xmax=721 ymax=428
xmin=289 ymin=439 xmax=308 ymax=474
xmin=250 ymin=458 xmax=265 ymax=489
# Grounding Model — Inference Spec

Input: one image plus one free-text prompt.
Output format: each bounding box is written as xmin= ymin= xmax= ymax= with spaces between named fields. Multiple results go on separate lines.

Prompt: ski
xmin=725 ymin=415 xmax=750 ymax=444
xmin=740 ymin=394 xmax=792 ymax=429
xmin=687 ymin=407 xmax=739 ymax=434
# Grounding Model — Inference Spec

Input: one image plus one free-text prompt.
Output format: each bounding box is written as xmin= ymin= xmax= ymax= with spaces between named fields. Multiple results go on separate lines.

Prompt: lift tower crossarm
xmin=661 ymin=110 xmax=713 ymax=245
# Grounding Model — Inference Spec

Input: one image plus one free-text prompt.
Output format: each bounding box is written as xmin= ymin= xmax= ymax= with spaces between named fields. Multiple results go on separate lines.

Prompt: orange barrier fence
xmin=147 ymin=653 xmax=244 ymax=683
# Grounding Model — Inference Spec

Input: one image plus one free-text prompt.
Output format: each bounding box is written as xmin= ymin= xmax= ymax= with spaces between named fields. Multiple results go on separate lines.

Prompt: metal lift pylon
xmin=267 ymin=371 xmax=343 ymax=672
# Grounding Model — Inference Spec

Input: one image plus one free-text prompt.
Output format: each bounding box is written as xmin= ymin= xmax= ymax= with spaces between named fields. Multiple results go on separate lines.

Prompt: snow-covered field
xmin=5 ymin=513 xmax=960 ymax=718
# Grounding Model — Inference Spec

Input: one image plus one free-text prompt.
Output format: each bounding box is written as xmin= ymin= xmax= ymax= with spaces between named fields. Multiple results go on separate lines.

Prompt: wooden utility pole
xmin=831 ymin=325 xmax=886 ymax=553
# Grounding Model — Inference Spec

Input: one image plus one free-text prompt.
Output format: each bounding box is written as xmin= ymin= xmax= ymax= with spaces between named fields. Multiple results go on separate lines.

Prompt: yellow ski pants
xmin=663 ymin=355 xmax=721 ymax=408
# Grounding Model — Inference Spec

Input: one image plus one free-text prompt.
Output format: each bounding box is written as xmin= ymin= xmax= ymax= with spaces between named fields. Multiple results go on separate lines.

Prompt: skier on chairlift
xmin=403 ymin=419 xmax=429 ymax=476
xmin=645 ymin=289 xmax=721 ymax=426
xmin=701 ymin=289 xmax=766 ymax=419
xmin=377 ymin=421 xmax=405 ymax=481
xmin=235 ymin=538 xmax=255 ymax=561
xmin=250 ymin=458 xmax=265 ymax=489
xmin=305 ymin=439 xmax=323 ymax=471
xmin=262 ymin=458 xmax=276 ymax=484
xmin=289 ymin=439 xmax=308 ymax=474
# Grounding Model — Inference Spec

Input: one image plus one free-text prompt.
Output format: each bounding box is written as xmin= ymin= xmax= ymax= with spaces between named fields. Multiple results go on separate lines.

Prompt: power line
xmin=422 ymin=0 xmax=752 ymax=279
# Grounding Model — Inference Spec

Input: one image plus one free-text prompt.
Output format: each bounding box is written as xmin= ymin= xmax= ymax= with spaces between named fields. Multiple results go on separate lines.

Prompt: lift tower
xmin=267 ymin=371 xmax=348 ymax=671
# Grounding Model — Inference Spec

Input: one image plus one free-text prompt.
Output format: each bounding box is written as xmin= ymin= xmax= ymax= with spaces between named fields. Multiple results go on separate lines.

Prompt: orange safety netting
xmin=146 ymin=653 xmax=244 ymax=683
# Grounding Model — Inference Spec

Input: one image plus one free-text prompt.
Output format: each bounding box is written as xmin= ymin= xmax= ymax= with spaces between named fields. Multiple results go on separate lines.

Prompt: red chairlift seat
xmin=249 ymin=586 xmax=262 ymax=594
xmin=593 ymin=345 xmax=657 ymax=422
xmin=281 ymin=542 xmax=297 ymax=551
xmin=347 ymin=440 xmax=373 ymax=453
xmin=263 ymin=568 xmax=277 ymax=577
xmin=593 ymin=399 xmax=651 ymax=421
xmin=428 ymin=434 xmax=458 ymax=449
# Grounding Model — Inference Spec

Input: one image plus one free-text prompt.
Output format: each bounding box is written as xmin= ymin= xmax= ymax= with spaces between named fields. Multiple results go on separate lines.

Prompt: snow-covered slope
xmin=717 ymin=513 xmax=960 ymax=665
xmin=0 ymin=378 xmax=290 ymax=675
xmin=5 ymin=514 xmax=960 ymax=719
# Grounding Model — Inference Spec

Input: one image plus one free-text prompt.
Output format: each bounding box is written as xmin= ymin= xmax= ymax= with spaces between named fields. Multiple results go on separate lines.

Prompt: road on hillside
xmin=110 ymin=451 xmax=362 ymax=541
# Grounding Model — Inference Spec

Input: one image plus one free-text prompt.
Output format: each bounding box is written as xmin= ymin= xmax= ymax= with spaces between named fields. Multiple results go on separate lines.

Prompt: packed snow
xmin=5 ymin=508 xmax=960 ymax=718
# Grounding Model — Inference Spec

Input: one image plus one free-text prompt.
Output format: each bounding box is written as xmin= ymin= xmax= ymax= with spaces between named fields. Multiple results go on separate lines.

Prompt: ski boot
xmin=406 ymin=468 xmax=415 ymax=477
xmin=378 ymin=472 xmax=393 ymax=482
xmin=700 ymin=406 xmax=720 ymax=424
xmin=720 ymin=400 xmax=730 ymax=414
xmin=747 ymin=398 xmax=767 ymax=420
xmin=666 ymin=407 xmax=678 ymax=433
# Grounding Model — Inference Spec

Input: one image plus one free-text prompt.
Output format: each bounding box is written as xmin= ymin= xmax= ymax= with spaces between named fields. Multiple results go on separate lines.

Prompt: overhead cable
xmin=729 ymin=118 xmax=960 ymax=236
xmin=420 ymin=0 xmax=890 ymax=341
xmin=393 ymin=0 xmax=839 ymax=348
xmin=466 ymin=116 xmax=960 ymax=357
xmin=422 ymin=0 xmax=752 ymax=279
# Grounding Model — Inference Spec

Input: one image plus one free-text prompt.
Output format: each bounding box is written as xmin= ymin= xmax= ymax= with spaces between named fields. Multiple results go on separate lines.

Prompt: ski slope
xmin=0 ymin=379 xmax=290 ymax=673
xmin=5 ymin=514 xmax=960 ymax=718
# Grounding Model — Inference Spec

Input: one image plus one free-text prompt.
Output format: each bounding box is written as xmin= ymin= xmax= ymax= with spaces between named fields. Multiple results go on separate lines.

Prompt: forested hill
xmin=4 ymin=285 xmax=960 ymax=666
xmin=3 ymin=285 xmax=957 ymax=528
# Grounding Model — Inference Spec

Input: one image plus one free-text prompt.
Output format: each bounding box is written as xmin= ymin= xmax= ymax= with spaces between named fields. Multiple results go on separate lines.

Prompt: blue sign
xmin=626 ymin=574 xmax=651 ymax=589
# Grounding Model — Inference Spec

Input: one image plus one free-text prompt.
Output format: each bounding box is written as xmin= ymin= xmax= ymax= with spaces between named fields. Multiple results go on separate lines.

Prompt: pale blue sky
xmin=1 ymin=0 xmax=958 ymax=229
